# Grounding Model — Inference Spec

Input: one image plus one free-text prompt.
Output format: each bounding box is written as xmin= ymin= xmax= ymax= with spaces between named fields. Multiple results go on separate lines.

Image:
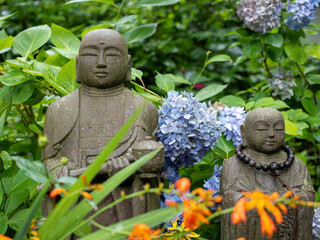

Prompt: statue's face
xmin=243 ymin=110 xmax=285 ymax=154
xmin=77 ymin=29 xmax=129 ymax=89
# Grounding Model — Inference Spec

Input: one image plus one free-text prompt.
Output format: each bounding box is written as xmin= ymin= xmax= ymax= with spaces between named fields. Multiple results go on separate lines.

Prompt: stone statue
xmin=41 ymin=29 xmax=164 ymax=228
xmin=220 ymin=107 xmax=314 ymax=240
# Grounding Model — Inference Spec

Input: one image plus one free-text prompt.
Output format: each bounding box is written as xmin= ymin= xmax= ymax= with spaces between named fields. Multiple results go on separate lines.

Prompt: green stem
xmin=227 ymin=0 xmax=237 ymax=16
xmin=295 ymin=62 xmax=317 ymax=104
xmin=130 ymin=81 xmax=163 ymax=102
xmin=191 ymin=51 xmax=211 ymax=90
xmin=91 ymin=220 xmax=131 ymax=235
xmin=115 ymin=0 xmax=127 ymax=21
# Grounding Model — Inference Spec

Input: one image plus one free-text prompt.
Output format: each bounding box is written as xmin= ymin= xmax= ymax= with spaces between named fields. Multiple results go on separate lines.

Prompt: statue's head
xmin=240 ymin=108 xmax=285 ymax=154
xmin=76 ymin=29 xmax=131 ymax=88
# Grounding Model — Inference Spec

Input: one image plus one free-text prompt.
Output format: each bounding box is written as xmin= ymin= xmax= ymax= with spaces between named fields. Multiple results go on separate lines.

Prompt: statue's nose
xmin=97 ymin=51 xmax=107 ymax=67
xmin=268 ymin=128 xmax=275 ymax=138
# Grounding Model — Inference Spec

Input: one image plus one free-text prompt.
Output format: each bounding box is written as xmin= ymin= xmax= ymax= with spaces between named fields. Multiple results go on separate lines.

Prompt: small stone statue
xmin=220 ymin=107 xmax=314 ymax=240
xmin=42 ymin=29 xmax=164 ymax=227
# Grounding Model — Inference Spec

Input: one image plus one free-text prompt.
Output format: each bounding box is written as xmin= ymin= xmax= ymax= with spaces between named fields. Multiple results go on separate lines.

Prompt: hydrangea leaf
xmin=0 ymin=212 xmax=8 ymax=234
xmin=284 ymin=43 xmax=307 ymax=65
xmin=123 ymin=23 xmax=158 ymax=44
xmin=263 ymin=33 xmax=283 ymax=48
xmin=302 ymin=98 xmax=317 ymax=117
xmin=219 ymin=95 xmax=246 ymax=107
xmin=243 ymin=40 xmax=263 ymax=58
xmin=285 ymin=120 xmax=298 ymax=136
xmin=304 ymin=43 xmax=320 ymax=59
xmin=1 ymin=151 xmax=12 ymax=170
xmin=137 ymin=0 xmax=180 ymax=7
xmin=205 ymin=54 xmax=232 ymax=66
xmin=0 ymin=70 xmax=29 ymax=86
xmin=155 ymin=72 xmax=175 ymax=92
xmin=195 ymin=84 xmax=227 ymax=102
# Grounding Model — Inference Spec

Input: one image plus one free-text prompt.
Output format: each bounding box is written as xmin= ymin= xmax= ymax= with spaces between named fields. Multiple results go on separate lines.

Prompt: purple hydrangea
xmin=313 ymin=206 xmax=320 ymax=239
xmin=203 ymin=164 xmax=222 ymax=198
xmin=286 ymin=0 xmax=320 ymax=30
xmin=270 ymin=70 xmax=296 ymax=100
xmin=157 ymin=91 xmax=223 ymax=174
xmin=219 ymin=107 xmax=247 ymax=146
xmin=237 ymin=0 xmax=285 ymax=34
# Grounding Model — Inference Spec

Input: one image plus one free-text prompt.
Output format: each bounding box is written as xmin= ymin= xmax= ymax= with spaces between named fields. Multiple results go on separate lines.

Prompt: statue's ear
xmin=76 ymin=55 xmax=81 ymax=84
xmin=240 ymin=124 xmax=247 ymax=146
xmin=126 ymin=55 xmax=132 ymax=83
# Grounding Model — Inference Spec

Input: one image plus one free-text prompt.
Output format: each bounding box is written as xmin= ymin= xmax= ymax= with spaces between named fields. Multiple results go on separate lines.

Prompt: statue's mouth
xmin=266 ymin=141 xmax=275 ymax=145
xmin=94 ymin=71 xmax=108 ymax=77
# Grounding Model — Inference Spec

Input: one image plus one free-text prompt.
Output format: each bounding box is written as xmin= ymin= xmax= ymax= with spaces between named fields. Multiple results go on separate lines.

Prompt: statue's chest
xmin=79 ymin=93 xmax=126 ymax=140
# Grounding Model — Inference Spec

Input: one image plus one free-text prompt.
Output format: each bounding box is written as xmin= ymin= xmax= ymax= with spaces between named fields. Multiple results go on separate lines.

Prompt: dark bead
xmin=236 ymin=151 xmax=241 ymax=156
xmin=282 ymin=145 xmax=290 ymax=151
xmin=244 ymin=157 xmax=250 ymax=164
xmin=262 ymin=164 xmax=269 ymax=172
xmin=287 ymin=157 xmax=293 ymax=164
xmin=284 ymin=161 xmax=290 ymax=168
xmin=289 ymin=154 xmax=294 ymax=159
xmin=249 ymin=160 xmax=256 ymax=167
xmin=269 ymin=162 xmax=278 ymax=173
xmin=239 ymin=154 xmax=245 ymax=160
xmin=279 ymin=163 xmax=285 ymax=170
xmin=255 ymin=163 xmax=262 ymax=170
xmin=274 ymin=170 xmax=280 ymax=176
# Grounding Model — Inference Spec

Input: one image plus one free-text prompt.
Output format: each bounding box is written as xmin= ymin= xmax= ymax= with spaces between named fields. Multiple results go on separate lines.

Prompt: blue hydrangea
xmin=161 ymin=161 xmax=180 ymax=186
xmin=157 ymin=91 xmax=223 ymax=174
xmin=313 ymin=206 xmax=320 ymax=239
xmin=219 ymin=107 xmax=247 ymax=146
xmin=203 ymin=165 xmax=222 ymax=198
xmin=286 ymin=0 xmax=320 ymax=31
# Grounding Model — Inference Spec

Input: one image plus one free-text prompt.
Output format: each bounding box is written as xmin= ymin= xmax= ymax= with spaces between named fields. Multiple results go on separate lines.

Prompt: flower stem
xmin=130 ymin=81 xmax=163 ymax=102
xmin=295 ymin=62 xmax=317 ymax=104
xmin=191 ymin=51 xmax=211 ymax=90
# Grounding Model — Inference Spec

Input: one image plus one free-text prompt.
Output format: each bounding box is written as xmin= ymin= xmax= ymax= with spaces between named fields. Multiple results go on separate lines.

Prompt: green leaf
xmin=254 ymin=97 xmax=274 ymax=108
xmin=284 ymin=43 xmax=307 ymax=65
xmin=131 ymin=68 xmax=143 ymax=80
xmin=50 ymin=23 xmax=80 ymax=59
xmin=266 ymin=46 xmax=284 ymax=62
xmin=56 ymin=59 xmax=79 ymax=94
xmin=12 ymin=156 xmax=48 ymax=184
xmin=12 ymin=83 xmax=35 ymax=104
xmin=123 ymin=23 xmax=158 ymax=44
xmin=8 ymin=209 xmax=28 ymax=231
xmin=1 ymin=151 xmax=12 ymax=170
xmin=74 ymin=222 xmax=91 ymax=237
xmin=137 ymin=0 xmax=180 ymax=6
xmin=308 ymin=74 xmax=320 ymax=85
xmin=285 ymin=120 xmax=298 ymax=136
xmin=263 ymin=33 xmax=283 ymax=48
xmin=234 ymin=56 xmax=247 ymax=65
xmin=155 ymin=72 xmax=175 ymax=92
xmin=304 ymin=43 xmax=320 ymax=59
xmin=0 ymin=36 xmax=14 ymax=54
xmin=0 ymin=12 xmax=17 ymax=22
xmin=0 ymin=29 xmax=8 ymax=40
xmin=302 ymin=98 xmax=317 ymax=117
xmin=13 ymin=25 xmax=51 ymax=59
xmin=7 ymin=170 xmax=37 ymax=193
xmin=309 ymin=23 xmax=320 ymax=30
xmin=242 ymin=40 xmax=262 ymax=58
xmin=5 ymin=189 xmax=29 ymax=215
xmin=0 ymin=212 xmax=8 ymax=234
xmin=134 ymin=91 xmax=162 ymax=103
xmin=0 ymin=70 xmax=29 ymax=86
xmin=213 ymin=136 xmax=235 ymax=159
xmin=66 ymin=0 xmax=116 ymax=5
xmin=219 ymin=95 xmax=246 ymax=107
xmin=205 ymin=54 xmax=232 ymax=66
xmin=195 ymin=84 xmax=227 ymax=102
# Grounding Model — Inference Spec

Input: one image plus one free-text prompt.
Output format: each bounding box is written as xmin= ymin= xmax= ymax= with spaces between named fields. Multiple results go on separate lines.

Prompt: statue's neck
xmin=244 ymin=148 xmax=286 ymax=165
xmin=81 ymin=84 xmax=125 ymax=97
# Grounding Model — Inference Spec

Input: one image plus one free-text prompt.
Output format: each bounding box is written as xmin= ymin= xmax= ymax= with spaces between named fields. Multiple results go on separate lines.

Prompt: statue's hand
xmin=106 ymin=156 xmax=130 ymax=177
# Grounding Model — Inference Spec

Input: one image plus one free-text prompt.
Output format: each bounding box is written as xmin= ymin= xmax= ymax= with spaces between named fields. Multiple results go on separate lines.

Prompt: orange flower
xmin=49 ymin=188 xmax=68 ymax=198
xmin=237 ymin=238 xmax=246 ymax=240
xmin=183 ymin=198 xmax=211 ymax=230
xmin=81 ymin=191 xmax=93 ymax=200
xmin=176 ymin=177 xmax=191 ymax=194
xmin=231 ymin=197 xmax=247 ymax=225
xmin=0 ymin=235 xmax=12 ymax=240
xmin=165 ymin=200 xmax=178 ymax=208
xmin=128 ymin=224 xmax=161 ymax=240
xmin=259 ymin=210 xmax=276 ymax=238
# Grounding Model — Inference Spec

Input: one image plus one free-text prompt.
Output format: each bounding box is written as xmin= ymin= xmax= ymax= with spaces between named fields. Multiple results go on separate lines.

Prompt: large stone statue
xmin=42 ymin=29 xmax=164 ymax=228
xmin=220 ymin=107 xmax=314 ymax=239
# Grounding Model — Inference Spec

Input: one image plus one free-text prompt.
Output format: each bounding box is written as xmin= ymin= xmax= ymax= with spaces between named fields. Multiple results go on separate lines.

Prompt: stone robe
xmin=221 ymin=151 xmax=314 ymax=240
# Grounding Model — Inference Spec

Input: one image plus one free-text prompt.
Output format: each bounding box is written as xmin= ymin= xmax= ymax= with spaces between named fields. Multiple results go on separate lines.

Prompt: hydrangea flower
xmin=219 ymin=107 xmax=247 ymax=146
xmin=269 ymin=70 xmax=296 ymax=100
xmin=158 ymin=91 xmax=223 ymax=176
xmin=237 ymin=0 xmax=285 ymax=34
xmin=313 ymin=206 xmax=320 ymax=239
xmin=286 ymin=0 xmax=320 ymax=31
xmin=203 ymin=165 xmax=222 ymax=198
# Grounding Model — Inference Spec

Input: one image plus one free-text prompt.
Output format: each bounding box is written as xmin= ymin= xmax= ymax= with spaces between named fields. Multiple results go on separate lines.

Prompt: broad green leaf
xmin=263 ymin=33 xmax=283 ymax=48
xmin=302 ymin=98 xmax=317 ymax=117
xmin=0 ymin=212 xmax=8 ymax=234
xmin=131 ymin=68 xmax=143 ymax=80
xmin=66 ymin=0 xmax=116 ymax=5
xmin=0 ymin=70 xmax=29 ymax=86
xmin=205 ymin=54 xmax=232 ymax=66
xmin=213 ymin=136 xmax=235 ymax=159
xmin=195 ymin=84 xmax=227 ymax=102
xmin=50 ymin=23 xmax=80 ymax=59
xmin=7 ymin=170 xmax=37 ymax=193
xmin=116 ymin=15 xmax=138 ymax=25
xmin=309 ymin=23 xmax=320 ymax=30
xmin=36 ymin=49 xmax=50 ymax=62
xmin=74 ymin=222 xmax=91 ymax=237
xmin=304 ymin=29 xmax=317 ymax=35
xmin=155 ymin=72 xmax=175 ymax=92
xmin=268 ymin=100 xmax=290 ymax=110
xmin=304 ymin=43 xmax=320 ymax=59
xmin=13 ymin=25 xmax=51 ymax=59
xmin=246 ymin=101 xmax=255 ymax=111
xmin=12 ymin=156 xmax=48 ymax=184
xmin=45 ymin=53 xmax=69 ymax=67
xmin=285 ymin=120 xmax=298 ymax=136
xmin=0 ymin=12 xmax=17 ymax=22
xmin=123 ymin=23 xmax=158 ymax=44
xmin=134 ymin=91 xmax=162 ymax=103
xmin=12 ymin=83 xmax=35 ymax=104
xmin=254 ymin=97 xmax=274 ymax=108
xmin=1 ymin=151 xmax=12 ymax=170
xmin=5 ymin=189 xmax=29 ymax=215
xmin=137 ymin=0 xmax=180 ymax=6
xmin=234 ymin=56 xmax=247 ymax=65
xmin=219 ymin=95 xmax=246 ymax=107
xmin=0 ymin=99 xmax=11 ymax=118
xmin=242 ymin=40 xmax=262 ymax=58
xmin=0 ymin=29 xmax=8 ymax=40
xmin=56 ymin=58 xmax=79 ymax=94
xmin=249 ymin=56 xmax=263 ymax=71
xmin=38 ymin=105 xmax=146 ymax=239
xmin=164 ymin=74 xmax=191 ymax=86
xmin=0 ymin=36 xmax=14 ymax=54
xmin=284 ymin=43 xmax=307 ymax=65
xmin=308 ymin=74 xmax=320 ymax=85
xmin=8 ymin=209 xmax=28 ymax=231
xmin=266 ymin=46 xmax=284 ymax=63
xmin=5 ymin=59 xmax=32 ymax=70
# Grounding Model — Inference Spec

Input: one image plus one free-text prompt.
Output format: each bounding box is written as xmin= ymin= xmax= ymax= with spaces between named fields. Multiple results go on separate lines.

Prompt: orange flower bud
xmin=30 ymin=231 xmax=38 ymax=236
xmin=166 ymin=201 xmax=178 ymax=208
xmin=0 ymin=235 xmax=13 ymax=240
xmin=49 ymin=188 xmax=68 ymax=198
xmin=81 ymin=191 xmax=93 ymax=200
xmin=175 ymin=177 xmax=191 ymax=194
xmin=82 ymin=175 xmax=87 ymax=186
